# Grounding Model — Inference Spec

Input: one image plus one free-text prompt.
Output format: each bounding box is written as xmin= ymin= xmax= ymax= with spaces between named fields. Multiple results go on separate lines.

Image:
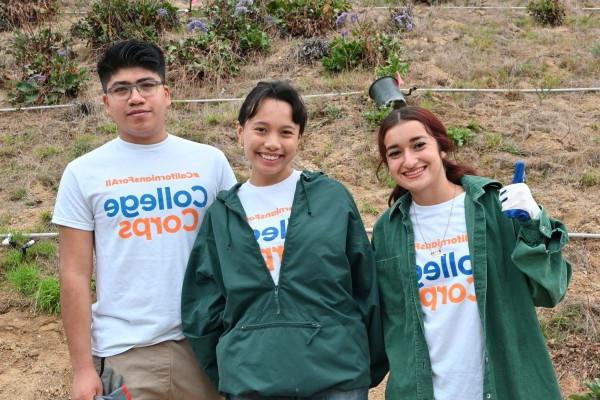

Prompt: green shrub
xmin=0 ymin=0 xmax=58 ymax=31
xmin=9 ymin=28 xmax=87 ymax=105
xmin=569 ymin=378 xmax=600 ymax=400
xmin=447 ymin=126 xmax=476 ymax=147
xmin=165 ymin=32 xmax=241 ymax=83
xmin=527 ymin=0 xmax=566 ymax=26
xmin=6 ymin=263 xmax=40 ymax=296
xmin=322 ymin=36 xmax=364 ymax=72
xmin=362 ymin=105 xmax=392 ymax=127
xmin=201 ymin=0 xmax=271 ymax=55
xmin=35 ymin=276 xmax=60 ymax=314
xmin=266 ymin=0 xmax=349 ymax=37
xmin=376 ymin=54 xmax=409 ymax=78
xmin=71 ymin=0 xmax=179 ymax=49
xmin=322 ymin=19 xmax=406 ymax=73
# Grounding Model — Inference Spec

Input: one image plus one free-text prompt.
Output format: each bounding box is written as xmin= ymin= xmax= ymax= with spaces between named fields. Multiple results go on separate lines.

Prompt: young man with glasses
xmin=52 ymin=40 xmax=236 ymax=400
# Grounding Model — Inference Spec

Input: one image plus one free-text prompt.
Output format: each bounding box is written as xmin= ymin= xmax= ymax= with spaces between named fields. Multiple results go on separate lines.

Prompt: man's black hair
xmin=238 ymin=81 xmax=307 ymax=135
xmin=97 ymin=40 xmax=166 ymax=92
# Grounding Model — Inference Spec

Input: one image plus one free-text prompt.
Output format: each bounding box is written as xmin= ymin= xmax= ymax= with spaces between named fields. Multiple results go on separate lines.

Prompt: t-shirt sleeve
xmin=218 ymin=150 xmax=237 ymax=191
xmin=52 ymin=165 xmax=94 ymax=231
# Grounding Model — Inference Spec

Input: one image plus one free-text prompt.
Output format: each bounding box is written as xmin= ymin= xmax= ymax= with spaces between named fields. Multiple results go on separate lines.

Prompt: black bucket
xmin=368 ymin=76 xmax=407 ymax=108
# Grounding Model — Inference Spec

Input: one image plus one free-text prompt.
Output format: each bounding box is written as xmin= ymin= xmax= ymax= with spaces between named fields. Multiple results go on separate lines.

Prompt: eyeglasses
xmin=106 ymin=80 xmax=164 ymax=100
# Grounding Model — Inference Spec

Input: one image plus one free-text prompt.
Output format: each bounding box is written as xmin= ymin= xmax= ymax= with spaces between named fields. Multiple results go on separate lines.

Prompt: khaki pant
xmin=94 ymin=339 xmax=221 ymax=400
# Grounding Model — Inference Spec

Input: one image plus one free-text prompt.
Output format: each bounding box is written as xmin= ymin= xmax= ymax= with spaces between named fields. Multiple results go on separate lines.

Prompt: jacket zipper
xmin=274 ymin=286 xmax=280 ymax=315
xmin=224 ymin=175 xmax=304 ymax=315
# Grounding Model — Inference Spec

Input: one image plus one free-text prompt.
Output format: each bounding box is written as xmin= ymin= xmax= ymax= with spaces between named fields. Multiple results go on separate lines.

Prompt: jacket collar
xmin=217 ymin=170 xmax=325 ymax=214
xmin=388 ymin=174 xmax=502 ymax=220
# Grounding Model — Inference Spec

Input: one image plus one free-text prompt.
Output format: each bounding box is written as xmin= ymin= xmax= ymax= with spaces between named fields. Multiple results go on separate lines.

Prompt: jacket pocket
xmin=216 ymin=318 xmax=369 ymax=396
xmin=376 ymin=255 xmax=407 ymax=314
xmin=239 ymin=321 xmax=322 ymax=344
xmin=216 ymin=320 xmax=323 ymax=395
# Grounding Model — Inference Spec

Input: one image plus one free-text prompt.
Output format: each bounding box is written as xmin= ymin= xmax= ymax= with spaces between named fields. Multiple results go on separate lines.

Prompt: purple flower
xmin=57 ymin=49 xmax=67 ymax=57
xmin=336 ymin=12 xmax=358 ymax=29
xmin=335 ymin=12 xmax=347 ymax=27
xmin=340 ymin=28 xmax=348 ymax=38
xmin=28 ymin=74 xmax=46 ymax=84
xmin=186 ymin=19 xmax=207 ymax=32
xmin=392 ymin=8 xmax=414 ymax=32
xmin=157 ymin=8 xmax=168 ymax=16
xmin=234 ymin=5 xmax=248 ymax=15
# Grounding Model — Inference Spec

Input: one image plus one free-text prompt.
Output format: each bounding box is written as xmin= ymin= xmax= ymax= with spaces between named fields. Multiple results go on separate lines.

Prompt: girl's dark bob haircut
xmin=238 ymin=80 xmax=307 ymax=135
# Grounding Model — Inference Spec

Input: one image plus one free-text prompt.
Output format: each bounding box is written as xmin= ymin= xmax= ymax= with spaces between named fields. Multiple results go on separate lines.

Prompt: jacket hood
xmin=388 ymin=174 xmax=502 ymax=220
xmin=217 ymin=170 xmax=326 ymax=208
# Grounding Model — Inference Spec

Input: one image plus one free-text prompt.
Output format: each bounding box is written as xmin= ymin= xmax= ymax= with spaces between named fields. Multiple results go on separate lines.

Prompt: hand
xmin=500 ymin=183 xmax=540 ymax=221
xmin=500 ymin=160 xmax=540 ymax=221
xmin=71 ymin=365 xmax=102 ymax=400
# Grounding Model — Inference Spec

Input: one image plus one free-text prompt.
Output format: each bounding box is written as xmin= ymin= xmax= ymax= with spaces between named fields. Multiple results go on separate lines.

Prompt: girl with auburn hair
xmin=372 ymin=106 xmax=571 ymax=400
xmin=181 ymin=80 xmax=387 ymax=399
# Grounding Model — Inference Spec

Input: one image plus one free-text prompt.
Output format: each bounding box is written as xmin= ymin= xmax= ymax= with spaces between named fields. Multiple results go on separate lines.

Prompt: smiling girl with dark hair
xmin=372 ymin=106 xmax=571 ymax=400
xmin=182 ymin=80 xmax=388 ymax=399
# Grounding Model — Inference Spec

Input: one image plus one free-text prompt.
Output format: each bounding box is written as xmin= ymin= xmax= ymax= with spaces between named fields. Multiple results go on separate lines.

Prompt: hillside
xmin=0 ymin=0 xmax=599 ymax=398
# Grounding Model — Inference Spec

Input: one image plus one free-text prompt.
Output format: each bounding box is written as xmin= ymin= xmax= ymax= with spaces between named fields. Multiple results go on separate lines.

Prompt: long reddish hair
xmin=376 ymin=106 xmax=477 ymax=206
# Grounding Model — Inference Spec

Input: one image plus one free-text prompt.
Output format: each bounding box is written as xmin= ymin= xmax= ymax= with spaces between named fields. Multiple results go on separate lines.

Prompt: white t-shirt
xmin=410 ymin=192 xmax=484 ymax=400
xmin=52 ymin=134 xmax=236 ymax=357
xmin=237 ymin=170 xmax=301 ymax=285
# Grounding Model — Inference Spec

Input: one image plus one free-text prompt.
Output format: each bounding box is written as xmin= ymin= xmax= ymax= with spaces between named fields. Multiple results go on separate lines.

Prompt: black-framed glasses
xmin=106 ymin=80 xmax=164 ymax=100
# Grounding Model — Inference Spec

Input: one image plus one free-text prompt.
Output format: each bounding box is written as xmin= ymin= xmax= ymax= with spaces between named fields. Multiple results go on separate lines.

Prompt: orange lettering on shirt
xmin=261 ymin=248 xmax=274 ymax=271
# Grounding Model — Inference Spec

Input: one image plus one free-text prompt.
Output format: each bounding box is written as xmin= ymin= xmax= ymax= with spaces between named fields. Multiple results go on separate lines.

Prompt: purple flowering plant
xmin=391 ymin=5 xmax=414 ymax=32
xmin=186 ymin=19 xmax=208 ymax=33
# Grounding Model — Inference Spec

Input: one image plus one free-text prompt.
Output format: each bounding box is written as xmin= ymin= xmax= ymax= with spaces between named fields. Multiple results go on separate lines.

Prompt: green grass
xmin=39 ymin=211 xmax=53 ymax=227
xmin=581 ymin=169 xmax=599 ymax=187
xmin=6 ymin=263 xmax=40 ymax=296
xmin=540 ymin=302 xmax=594 ymax=344
xmin=592 ymin=40 xmax=600 ymax=59
xmin=360 ymin=202 xmax=379 ymax=216
xmin=9 ymin=188 xmax=27 ymax=202
xmin=35 ymin=145 xmax=61 ymax=160
xmin=69 ymin=135 xmax=97 ymax=159
xmin=98 ymin=122 xmax=117 ymax=135
xmin=205 ymin=114 xmax=220 ymax=125
xmin=34 ymin=276 xmax=60 ymax=314
xmin=26 ymin=241 xmax=57 ymax=259
xmin=324 ymin=105 xmax=343 ymax=120
xmin=1 ymin=249 xmax=23 ymax=270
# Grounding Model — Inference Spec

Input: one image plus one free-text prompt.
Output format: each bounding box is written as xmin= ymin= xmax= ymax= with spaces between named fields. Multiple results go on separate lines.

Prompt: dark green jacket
xmin=372 ymin=175 xmax=571 ymax=400
xmin=182 ymin=171 xmax=388 ymax=396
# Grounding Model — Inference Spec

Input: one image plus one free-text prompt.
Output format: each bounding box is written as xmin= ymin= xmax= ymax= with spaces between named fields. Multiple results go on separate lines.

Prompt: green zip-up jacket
xmin=372 ymin=175 xmax=571 ymax=400
xmin=182 ymin=171 xmax=388 ymax=396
